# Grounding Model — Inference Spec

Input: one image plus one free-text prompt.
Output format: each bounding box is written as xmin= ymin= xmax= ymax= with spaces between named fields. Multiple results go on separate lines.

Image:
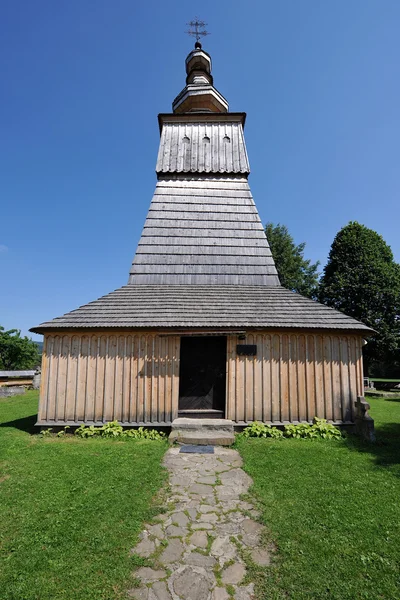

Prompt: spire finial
xmin=186 ymin=18 xmax=210 ymax=48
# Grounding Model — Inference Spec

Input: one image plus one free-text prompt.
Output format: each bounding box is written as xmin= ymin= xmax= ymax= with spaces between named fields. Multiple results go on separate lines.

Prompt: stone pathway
xmin=128 ymin=447 xmax=271 ymax=600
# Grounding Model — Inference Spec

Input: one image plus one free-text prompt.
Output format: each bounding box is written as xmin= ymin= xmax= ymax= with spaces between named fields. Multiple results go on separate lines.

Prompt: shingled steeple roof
xmin=31 ymin=45 xmax=371 ymax=334
xmin=128 ymin=44 xmax=280 ymax=286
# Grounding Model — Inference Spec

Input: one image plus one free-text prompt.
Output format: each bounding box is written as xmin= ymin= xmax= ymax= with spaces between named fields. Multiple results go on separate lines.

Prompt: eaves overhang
xmin=158 ymin=112 xmax=247 ymax=135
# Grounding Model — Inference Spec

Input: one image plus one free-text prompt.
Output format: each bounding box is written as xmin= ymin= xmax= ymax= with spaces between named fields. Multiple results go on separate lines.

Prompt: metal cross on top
xmin=186 ymin=18 xmax=210 ymax=44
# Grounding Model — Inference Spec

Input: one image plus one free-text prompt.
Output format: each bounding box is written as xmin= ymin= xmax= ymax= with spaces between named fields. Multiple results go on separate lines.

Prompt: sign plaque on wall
xmin=236 ymin=344 xmax=257 ymax=356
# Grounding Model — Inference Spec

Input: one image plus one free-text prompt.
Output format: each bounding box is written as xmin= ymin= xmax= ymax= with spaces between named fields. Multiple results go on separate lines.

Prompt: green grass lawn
xmin=2 ymin=392 xmax=400 ymax=600
xmin=0 ymin=391 xmax=167 ymax=600
xmin=237 ymin=398 xmax=400 ymax=600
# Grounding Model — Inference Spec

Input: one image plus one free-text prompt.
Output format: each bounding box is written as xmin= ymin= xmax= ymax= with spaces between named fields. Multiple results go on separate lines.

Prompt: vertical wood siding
xmin=226 ymin=332 xmax=364 ymax=424
xmin=39 ymin=333 xmax=180 ymax=425
xmin=38 ymin=330 xmax=364 ymax=426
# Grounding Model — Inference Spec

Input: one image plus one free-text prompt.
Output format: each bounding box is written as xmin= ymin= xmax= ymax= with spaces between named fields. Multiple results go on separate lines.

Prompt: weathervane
xmin=186 ymin=18 xmax=210 ymax=46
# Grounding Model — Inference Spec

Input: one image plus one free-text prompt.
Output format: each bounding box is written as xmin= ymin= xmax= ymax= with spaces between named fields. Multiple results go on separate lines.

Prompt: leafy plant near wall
xmin=241 ymin=418 xmax=343 ymax=440
xmin=242 ymin=421 xmax=284 ymax=438
xmin=40 ymin=421 xmax=166 ymax=440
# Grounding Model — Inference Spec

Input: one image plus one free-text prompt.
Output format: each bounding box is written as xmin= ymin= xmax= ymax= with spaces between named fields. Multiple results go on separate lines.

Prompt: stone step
xmin=169 ymin=418 xmax=235 ymax=446
xmin=171 ymin=418 xmax=234 ymax=432
xmin=169 ymin=430 xmax=235 ymax=446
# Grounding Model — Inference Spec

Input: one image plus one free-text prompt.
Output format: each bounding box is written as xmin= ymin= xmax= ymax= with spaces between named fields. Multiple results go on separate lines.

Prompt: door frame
xmin=178 ymin=335 xmax=228 ymax=418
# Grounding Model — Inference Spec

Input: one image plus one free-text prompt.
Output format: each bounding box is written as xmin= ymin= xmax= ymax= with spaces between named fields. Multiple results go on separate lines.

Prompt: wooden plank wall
xmin=39 ymin=330 xmax=364 ymax=426
xmin=226 ymin=332 xmax=364 ymax=424
xmin=39 ymin=333 xmax=180 ymax=425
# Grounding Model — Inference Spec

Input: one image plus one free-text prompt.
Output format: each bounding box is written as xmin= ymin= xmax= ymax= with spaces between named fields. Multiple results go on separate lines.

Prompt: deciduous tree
xmin=0 ymin=326 xmax=41 ymax=370
xmin=318 ymin=222 xmax=400 ymax=375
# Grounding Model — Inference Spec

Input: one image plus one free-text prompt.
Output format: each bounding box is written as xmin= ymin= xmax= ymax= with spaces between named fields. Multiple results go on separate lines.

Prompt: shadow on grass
xmin=0 ymin=414 xmax=38 ymax=434
xmin=345 ymin=421 xmax=400 ymax=474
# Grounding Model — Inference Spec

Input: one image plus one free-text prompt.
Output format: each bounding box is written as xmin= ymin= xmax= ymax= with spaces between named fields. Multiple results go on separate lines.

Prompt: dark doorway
xmin=178 ymin=336 xmax=227 ymax=418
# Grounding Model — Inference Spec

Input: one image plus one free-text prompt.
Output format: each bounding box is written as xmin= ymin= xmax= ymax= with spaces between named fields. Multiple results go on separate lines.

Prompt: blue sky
xmin=1 ymin=0 xmax=399 ymax=340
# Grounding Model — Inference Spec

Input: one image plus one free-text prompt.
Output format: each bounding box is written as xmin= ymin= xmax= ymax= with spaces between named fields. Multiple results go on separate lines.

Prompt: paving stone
xmin=200 ymin=512 xmax=219 ymax=523
xmin=234 ymin=583 xmax=255 ymax=600
xmin=231 ymin=459 xmax=243 ymax=468
xmin=215 ymin=522 xmax=242 ymax=536
xmin=251 ymin=547 xmax=270 ymax=566
xmin=199 ymin=504 xmax=218 ymax=514
xmin=132 ymin=538 xmax=155 ymax=558
xmin=165 ymin=524 xmax=187 ymax=537
xmin=172 ymin=566 xmax=213 ymax=600
xmin=219 ymin=498 xmax=239 ymax=507
xmin=147 ymin=524 xmax=164 ymax=539
xmin=135 ymin=567 xmax=166 ymax=583
xmin=148 ymin=581 xmax=172 ymax=600
xmin=213 ymin=464 xmax=231 ymax=473
xmin=189 ymin=483 xmax=215 ymax=496
xmin=171 ymin=511 xmax=189 ymax=527
xmin=216 ymin=488 xmax=240 ymax=502
xmin=221 ymin=563 xmax=246 ymax=585
xmin=241 ymin=532 xmax=261 ymax=547
xmin=131 ymin=448 xmax=262 ymax=600
xmin=190 ymin=530 xmax=208 ymax=548
xmin=184 ymin=552 xmax=217 ymax=568
xmin=159 ymin=538 xmax=185 ymax=564
xmin=153 ymin=513 xmax=168 ymax=522
xmin=210 ymin=537 xmax=237 ymax=564
xmin=187 ymin=499 xmax=203 ymax=509
xmin=127 ymin=585 xmax=149 ymax=599
xmin=220 ymin=511 xmax=245 ymax=523
xmin=186 ymin=508 xmax=198 ymax=520
xmin=241 ymin=519 xmax=264 ymax=535
xmin=212 ymin=587 xmax=230 ymax=600
xmin=170 ymin=475 xmax=191 ymax=486
xmin=203 ymin=494 xmax=217 ymax=505
xmin=173 ymin=501 xmax=190 ymax=511
xmin=238 ymin=502 xmax=254 ymax=511
xmin=192 ymin=522 xmax=215 ymax=530
xmin=216 ymin=452 xmax=241 ymax=465
xmin=190 ymin=494 xmax=205 ymax=502
xmin=220 ymin=469 xmax=251 ymax=488
xmin=197 ymin=475 xmax=216 ymax=484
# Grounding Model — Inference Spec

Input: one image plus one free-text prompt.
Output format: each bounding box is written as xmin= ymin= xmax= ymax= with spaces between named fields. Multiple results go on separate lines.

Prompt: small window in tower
xmin=203 ymin=135 xmax=210 ymax=144
xmin=183 ymin=136 xmax=190 ymax=143
xmin=223 ymin=135 xmax=231 ymax=143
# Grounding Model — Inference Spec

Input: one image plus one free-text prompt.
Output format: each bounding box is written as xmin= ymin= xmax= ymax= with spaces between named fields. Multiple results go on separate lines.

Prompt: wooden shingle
xmin=31 ymin=285 xmax=372 ymax=333
xmin=129 ymin=177 xmax=279 ymax=286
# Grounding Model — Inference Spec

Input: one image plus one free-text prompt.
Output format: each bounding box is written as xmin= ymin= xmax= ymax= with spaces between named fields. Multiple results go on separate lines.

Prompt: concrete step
xmin=169 ymin=418 xmax=235 ymax=446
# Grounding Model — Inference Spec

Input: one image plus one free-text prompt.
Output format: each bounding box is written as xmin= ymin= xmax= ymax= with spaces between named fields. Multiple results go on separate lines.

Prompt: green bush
xmin=75 ymin=424 xmax=99 ymax=438
xmin=74 ymin=421 xmax=166 ymax=440
xmin=123 ymin=426 xmax=167 ymax=440
xmin=283 ymin=423 xmax=316 ymax=438
xmin=242 ymin=422 xmax=284 ymax=438
xmin=242 ymin=418 xmax=343 ymax=441
xmin=41 ymin=421 xmax=166 ymax=440
xmin=307 ymin=417 xmax=343 ymax=439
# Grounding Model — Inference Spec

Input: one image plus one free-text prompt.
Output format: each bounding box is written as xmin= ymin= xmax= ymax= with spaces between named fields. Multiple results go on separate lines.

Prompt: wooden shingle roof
xmin=31 ymin=285 xmax=372 ymax=333
xmin=128 ymin=177 xmax=279 ymax=285
xmin=31 ymin=45 xmax=372 ymax=336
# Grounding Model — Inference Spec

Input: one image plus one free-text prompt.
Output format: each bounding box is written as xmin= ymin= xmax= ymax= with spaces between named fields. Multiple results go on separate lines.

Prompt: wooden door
xmin=178 ymin=336 xmax=227 ymax=418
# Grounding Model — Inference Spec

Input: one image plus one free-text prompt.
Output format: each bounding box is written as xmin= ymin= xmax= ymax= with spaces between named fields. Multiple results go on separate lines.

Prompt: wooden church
xmin=31 ymin=42 xmax=371 ymax=429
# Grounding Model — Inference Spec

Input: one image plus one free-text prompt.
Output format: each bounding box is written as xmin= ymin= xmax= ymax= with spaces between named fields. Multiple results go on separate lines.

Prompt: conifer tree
xmin=265 ymin=222 xmax=320 ymax=298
